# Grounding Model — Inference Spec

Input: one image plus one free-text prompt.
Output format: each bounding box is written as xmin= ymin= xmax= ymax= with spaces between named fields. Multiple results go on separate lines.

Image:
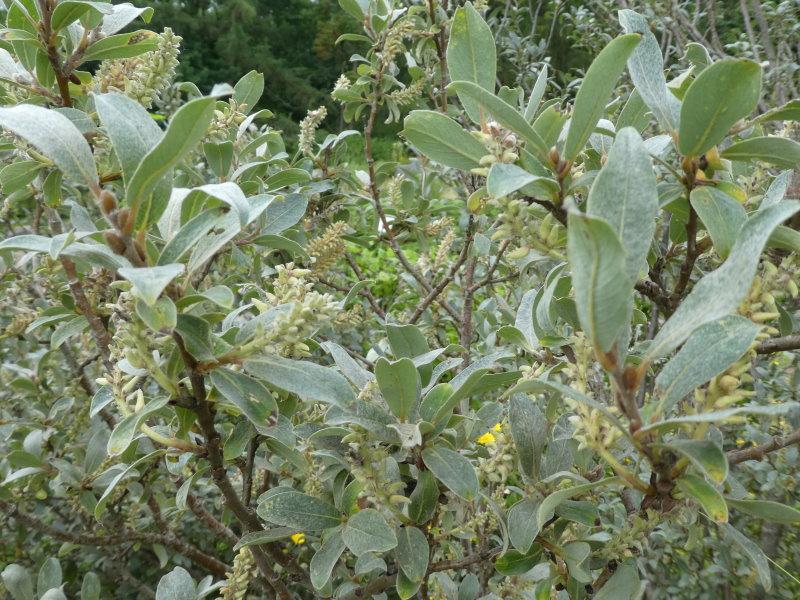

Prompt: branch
xmin=727 ymin=429 xmax=800 ymax=464
xmin=1 ymin=499 xmax=230 ymax=577
xmin=341 ymin=546 xmax=500 ymax=600
xmin=756 ymin=335 xmax=800 ymax=354
xmin=174 ymin=334 xmax=292 ymax=599
xmin=671 ymin=205 xmax=699 ymax=307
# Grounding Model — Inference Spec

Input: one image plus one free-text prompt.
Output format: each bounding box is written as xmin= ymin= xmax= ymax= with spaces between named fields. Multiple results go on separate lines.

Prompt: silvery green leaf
xmin=257 ymin=489 xmax=340 ymax=531
xmin=100 ymin=2 xmax=154 ymax=35
xmin=233 ymin=70 xmax=264 ymax=114
xmin=320 ymin=341 xmax=373 ymax=390
xmin=725 ymin=498 xmax=800 ymax=524
xmin=37 ymin=558 xmax=61 ymax=597
xmin=641 ymin=402 xmax=797 ymax=434
xmin=157 ymin=209 xmax=222 ymax=265
xmin=619 ymin=9 xmax=680 ymax=131
xmin=508 ymin=394 xmax=546 ymax=482
xmin=421 ymin=446 xmax=478 ymax=500
xmin=402 ymin=110 xmax=486 ymax=170
xmin=262 ymin=192 xmax=308 ymax=234
xmin=678 ymin=473 xmax=728 ymax=522
xmin=593 ymin=559 xmax=644 ymax=600
xmin=524 ymin=65 xmax=548 ymax=121
xmin=118 ymin=264 xmax=184 ymax=306
xmin=446 ymin=1 xmax=496 ymax=124
xmin=720 ymin=523 xmax=771 ymax=591
xmin=310 ymin=529 xmax=346 ymax=589
xmin=662 ymin=439 xmax=728 ymax=484
xmin=654 ymin=315 xmax=759 ymax=415
xmin=50 ymin=315 xmax=88 ymax=350
xmin=95 ymin=450 xmax=165 ymax=517
xmin=395 ymin=526 xmax=429 ymax=582
xmin=760 ymin=170 xmax=792 ymax=210
xmin=126 ymin=96 xmax=215 ymax=226
xmin=343 ymin=508 xmax=397 ymax=556
xmin=80 ymin=572 xmax=101 ymax=600
xmin=93 ymin=91 xmax=164 ymax=188
xmin=537 ymin=477 xmax=622 ymax=530
xmin=507 ymin=497 xmax=541 ymax=553
xmin=646 ymin=201 xmax=800 ymax=360
xmin=563 ymin=34 xmax=640 ymax=161
xmin=678 ymin=59 xmax=762 ymax=157
xmin=587 ymin=127 xmax=658 ymax=281
xmin=0 ymin=104 xmax=97 ymax=186
xmin=244 ymin=355 xmax=356 ymax=407
xmin=106 ymin=399 xmax=169 ymax=456
xmin=375 ymin=357 xmax=420 ymax=422
xmin=210 ymin=368 xmax=277 ymax=429
xmin=186 ymin=211 xmax=241 ymax=276
xmin=486 ymin=163 xmax=558 ymax=199
xmin=155 ymin=566 xmax=196 ymax=600
xmin=563 ymin=541 xmax=592 ymax=583
xmin=514 ymin=288 xmax=538 ymax=349
xmin=567 ymin=212 xmax=633 ymax=353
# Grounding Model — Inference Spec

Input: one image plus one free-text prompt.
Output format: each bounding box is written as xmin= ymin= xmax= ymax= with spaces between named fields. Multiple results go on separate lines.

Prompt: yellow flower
xmin=736 ymin=438 xmax=746 ymax=446
xmin=476 ymin=431 xmax=496 ymax=445
xmin=492 ymin=423 xmax=502 ymax=432
xmin=291 ymin=532 xmax=306 ymax=545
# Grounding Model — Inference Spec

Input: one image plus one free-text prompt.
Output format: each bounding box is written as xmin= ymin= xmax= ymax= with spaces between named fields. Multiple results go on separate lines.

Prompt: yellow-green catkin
xmin=93 ymin=29 xmax=181 ymax=108
xmin=298 ymin=106 xmax=327 ymax=157
xmin=307 ymin=221 xmax=348 ymax=273
xmin=218 ymin=547 xmax=256 ymax=600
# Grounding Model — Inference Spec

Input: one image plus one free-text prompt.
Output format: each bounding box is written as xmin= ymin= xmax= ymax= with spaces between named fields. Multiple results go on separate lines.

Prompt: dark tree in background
xmin=135 ymin=0 xmax=356 ymax=126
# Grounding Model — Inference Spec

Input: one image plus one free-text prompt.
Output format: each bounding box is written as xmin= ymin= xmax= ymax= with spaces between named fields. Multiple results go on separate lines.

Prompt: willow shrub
xmin=1 ymin=1 xmax=800 ymax=599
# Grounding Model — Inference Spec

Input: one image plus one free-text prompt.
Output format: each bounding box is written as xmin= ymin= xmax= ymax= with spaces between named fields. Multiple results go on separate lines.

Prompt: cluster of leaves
xmin=1 ymin=1 xmax=800 ymax=599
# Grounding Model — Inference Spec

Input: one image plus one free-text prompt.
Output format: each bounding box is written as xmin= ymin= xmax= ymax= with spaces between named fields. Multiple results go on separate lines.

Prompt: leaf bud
xmin=103 ymin=231 xmax=127 ymax=255
xmin=99 ymin=189 xmax=117 ymax=214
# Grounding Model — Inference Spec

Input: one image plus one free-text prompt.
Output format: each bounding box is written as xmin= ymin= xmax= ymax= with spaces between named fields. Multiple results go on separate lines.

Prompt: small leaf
xmin=374 ymin=357 xmax=420 ymax=422
xmin=678 ymin=59 xmax=762 ymax=157
xmin=421 ymin=446 xmax=478 ymax=500
xmin=654 ymin=315 xmax=759 ymax=415
xmin=720 ymin=523 xmax=771 ymax=591
xmin=507 ymin=497 xmax=541 ymax=553
xmin=677 ymin=473 xmax=728 ymax=522
xmin=593 ymin=559 xmax=643 ymax=600
xmin=619 ymin=9 xmax=680 ymax=131
xmin=210 ymin=368 xmax=277 ymax=429
xmin=486 ymin=163 xmax=558 ymax=199
xmin=564 ymin=34 xmax=641 ymax=161
xmin=494 ymin=548 xmax=541 ymax=576
xmin=447 ymin=81 xmax=548 ymax=155
xmin=508 ymin=395 xmax=546 ymax=482
xmin=245 ymin=355 xmax=356 ymax=407
xmin=2 ymin=565 xmax=34 ymax=600
xmin=155 ymin=566 xmax=195 ymax=600
xmin=537 ymin=477 xmax=622 ymax=529
xmin=310 ymin=530 xmax=346 ymax=590
xmin=37 ymin=558 xmax=61 ymax=597
xmin=0 ymin=104 xmax=97 ymax=186
xmin=663 ymin=439 xmax=728 ymax=484
xmin=402 ymin=110 xmax=486 ymax=170
xmin=106 ymin=398 xmax=168 ymax=456
xmin=720 ymin=136 xmax=800 ymax=169
xmin=51 ymin=1 xmax=113 ymax=32
xmin=446 ymin=1 xmax=496 ymax=124
xmin=82 ymin=30 xmax=159 ymax=61
xmin=643 ymin=402 xmax=796 ymax=434
xmin=80 ymin=572 xmax=101 ymax=600
xmin=395 ymin=526 xmax=429 ymax=582
xmin=257 ymin=489 xmax=340 ymax=531
xmin=126 ymin=97 xmax=216 ymax=227
xmin=408 ymin=470 xmax=438 ymax=524
xmin=567 ymin=212 xmax=633 ymax=352
xmin=343 ymin=508 xmax=397 ymax=556
xmin=690 ymin=187 xmax=747 ymax=259
xmin=725 ymin=498 xmax=800 ymax=524
xmin=587 ymin=126 xmax=658 ymax=280
xmin=233 ymin=70 xmax=264 ymax=114
xmin=117 ymin=264 xmax=184 ymax=306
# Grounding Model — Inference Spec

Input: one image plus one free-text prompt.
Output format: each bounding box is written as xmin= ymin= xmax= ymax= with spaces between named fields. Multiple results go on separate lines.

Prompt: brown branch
xmin=174 ymin=334 xmax=292 ymax=598
xmin=37 ymin=0 xmax=72 ymax=106
xmin=727 ymin=429 xmax=800 ymax=464
xmin=671 ymin=206 xmax=698 ymax=307
xmin=1 ymin=499 xmax=230 ymax=577
xmin=756 ymin=335 xmax=800 ymax=354
xmin=341 ymin=546 xmax=500 ymax=600
xmin=186 ymin=493 xmax=239 ymax=545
